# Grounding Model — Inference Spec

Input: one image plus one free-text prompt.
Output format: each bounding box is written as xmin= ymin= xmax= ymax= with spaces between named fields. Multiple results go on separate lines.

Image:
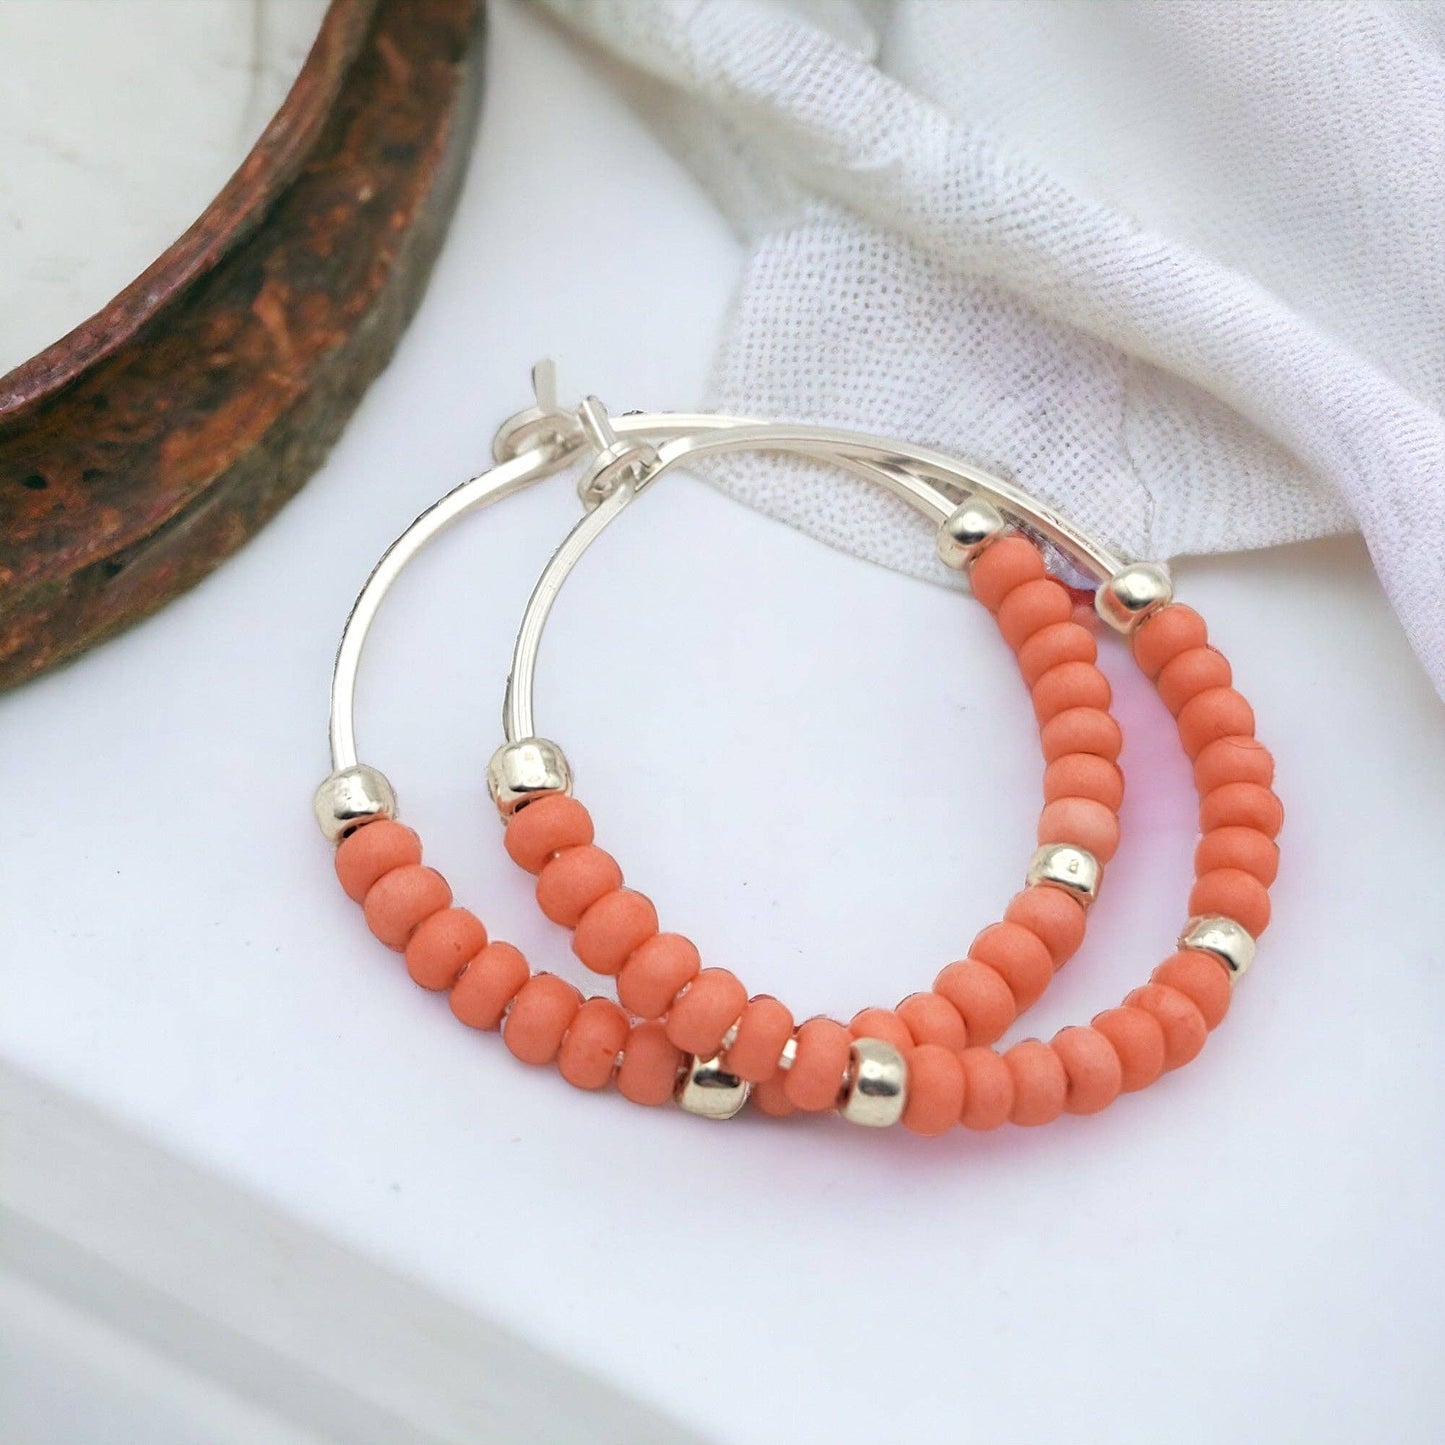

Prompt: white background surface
xmin=3 ymin=3 xmax=1444 ymax=1441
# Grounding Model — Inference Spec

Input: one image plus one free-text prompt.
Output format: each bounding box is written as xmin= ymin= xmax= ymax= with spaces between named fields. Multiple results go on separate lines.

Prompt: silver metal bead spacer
xmin=676 ymin=1054 xmax=751 ymax=1120
xmin=313 ymin=764 xmax=397 ymax=843
xmin=936 ymin=495 xmax=1007 ymax=572
xmin=486 ymin=737 xmax=573 ymax=819
xmin=838 ymin=1037 xmax=908 ymax=1128
xmin=1026 ymin=843 xmax=1101 ymax=904
xmin=1179 ymin=915 xmax=1256 ymax=982
xmin=1095 ymin=561 xmax=1173 ymax=634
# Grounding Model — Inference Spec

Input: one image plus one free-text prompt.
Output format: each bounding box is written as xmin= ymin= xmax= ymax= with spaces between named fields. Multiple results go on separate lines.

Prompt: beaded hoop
xmin=315 ymin=364 xmax=1281 ymax=1135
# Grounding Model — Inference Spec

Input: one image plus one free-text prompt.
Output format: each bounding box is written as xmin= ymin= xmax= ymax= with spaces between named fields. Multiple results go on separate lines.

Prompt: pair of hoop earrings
xmin=312 ymin=363 xmax=1282 ymax=1137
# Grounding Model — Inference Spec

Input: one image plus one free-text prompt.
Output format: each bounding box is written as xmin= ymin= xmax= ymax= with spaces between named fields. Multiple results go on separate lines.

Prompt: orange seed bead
xmin=449 ymin=941 xmax=530 ymax=1030
xmin=1199 ymin=782 xmax=1284 ymax=839
xmin=783 ymin=1017 xmax=852 ymax=1111
xmin=1156 ymin=646 xmax=1232 ymax=716
xmin=959 ymin=1047 xmax=1014 ymax=1130
xmin=1091 ymin=1006 xmax=1166 ymax=1092
xmin=1195 ymin=826 xmax=1279 ymax=887
xmin=969 ymin=922 xmax=1054 ymax=1010
xmin=616 ymin=1021 xmax=683 ymax=1106
xmin=666 ymin=968 xmax=748 ymax=1057
xmin=618 ymin=933 xmax=701 ymax=1018
xmin=572 ymin=889 xmax=659 ymax=975
xmin=503 ymin=794 xmax=595 ymax=874
xmin=933 ymin=961 xmax=1017 ymax=1045
xmin=1125 ymin=983 xmax=1207 ymax=1070
xmin=1132 ymin=604 xmax=1208 ymax=679
xmin=557 ymin=997 xmax=630 ymax=1090
xmin=535 ymin=846 xmax=624 ymax=927
xmin=848 ymin=1007 xmax=914 ymax=1056
xmin=1177 ymin=687 xmax=1256 ymax=760
xmin=1006 ymin=1039 xmax=1068 ymax=1126
xmin=1193 ymin=735 xmax=1274 ymax=793
xmin=1032 ymin=660 xmax=1112 ymax=725
xmin=969 ymin=535 xmax=1045 ymax=612
xmin=998 ymin=577 xmax=1073 ymax=652
xmin=1152 ymin=951 xmax=1232 ymax=1031
xmin=405 ymin=907 xmax=487 ymax=991
xmin=363 ymin=864 xmax=452 ymax=951
xmin=1016 ymin=621 xmax=1097 ymax=689
xmin=897 ymin=992 xmax=969 ymax=1052
xmin=1043 ymin=753 xmax=1124 ymax=810
xmin=750 ymin=1075 xmax=796 ymax=1117
xmin=334 ymin=820 xmax=421 ymax=903
xmin=1038 ymin=796 xmax=1121 ymax=862
xmin=1190 ymin=867 xmax=1272 ymax=936
xmin=902 ymin=1044 xmax=965 ymax=1136
xmin=728 ymin=995 xmax=796 ymax=1082
xmin=503 ymin=974 xmax=583 ymax=1066
xmin=1040 ymin=707 xmax=1123 ymax=763
xmin=1051 ymin=1027 xmax=1123 ymax=1115
xmin=1004 ymin=885 xmax=1087 ymax=967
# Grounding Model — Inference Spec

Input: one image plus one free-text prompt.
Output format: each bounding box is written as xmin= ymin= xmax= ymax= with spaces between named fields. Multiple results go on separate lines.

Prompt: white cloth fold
xmin=543 ymin=0 xmax=1445 ymax=695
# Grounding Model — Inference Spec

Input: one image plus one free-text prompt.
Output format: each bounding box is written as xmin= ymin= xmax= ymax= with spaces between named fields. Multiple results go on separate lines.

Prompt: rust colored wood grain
xmin=0 ymin=0 xmax=485 ymax=689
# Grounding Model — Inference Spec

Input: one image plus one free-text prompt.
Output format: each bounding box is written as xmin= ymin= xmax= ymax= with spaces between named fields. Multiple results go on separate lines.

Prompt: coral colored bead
xmin=848 ymin=1007 xmax=914 ymax=1055
xmin=1152 ymin=951 xmax=1232 ymax=1031
xmin=1132 ymin=604 xmax=1208 ymax=679
xmin=933 ymin=961 xmax=1017 ymax=1045
xmin=557 ymin=997 xmax=630 ymax=1090
xmin=535 ymin=846 xmax=624 ymax=927
xmin=969 ymin=535 xmax=1045 ymax=612
xmin=449 ymin=942 xmax=530 ymax=1030
xmin=750 ymin=1075 xmax=796 ymax=1117
xmin=1091 ymin=1006 xmax=1166 ymax=1092
xmin=503 ymin=795 xmax=594 ymax=874
xmin=1040 ymin=707 xmax=1123 ymax=764
xmin=728 ymin=995 xmax=796 ymax=1082
xmin=618 ymin=933 xmax=701 ymax=1018
xmin=969 ymin=922 xmax=1054 ymax=1010
xmin=1032 ymin=661 xmax=1112 ymax=725
xmin=1005 ymin=1039 xmax=1068 ymax=1126
xmin=783 ymin=1018 xmax=852 ymax=1111
xmin=1190 ymin=868 xmax=1272 ymax=936
xmin=1195 ymin=826 xmax=1280 ymax=887
xmin=503 ymin=974 xmax=583 ymax=1066
xmin=616 ymin=1021 xmax=682 ymax=1106
xmin=1194 ymin=735 xmax=1274 ymax=793
xmin=959 ymin=1047 xmax=1014 ymax=1130
xmin=1051 ymin=1027 xmax=1123 ymax=1115
xmin=1038 ymin=796 xmax=1121 ymax=863
xmin=1017 ymin=621 xmax=1097 ymax=689
xmin=1043 ymin=753 xmax=1125 ymax=810
xmin=363 ymin=865 xmax=452 ymax=950
xmin=572 ymin=889 xmax=659 ymax=975
xmin=902 ymin=1044 xmax=965 ymax=1136
xmin=1177 ymin=687 xmax=1256 ymax=760
xmin=1200 ymin=782 xmax=1284 ymax=839
xmin=666 ymin=968 xmax=748 ymax=1057
xmin=998 ymin=578 xmax=1073 ymax=652
xmin=897 ymin=992 xmax=969 ymax=1052
xmin=1126 ymin=984 xmax=1207 ymax=1070
xmin=1004 ymin=886 xmax=1087 ymax=967
xmin=405 ymin=907 xmax=488 ymax=991
xmin=1156 ymin=647 xmax=1232 ymax=716
xmin=335 ymin=821 xmax=422 ymax=903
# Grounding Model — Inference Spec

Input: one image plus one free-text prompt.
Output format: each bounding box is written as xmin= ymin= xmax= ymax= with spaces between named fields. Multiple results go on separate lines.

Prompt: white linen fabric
xmin=540 ymin=0 xmax=1445 ymax=696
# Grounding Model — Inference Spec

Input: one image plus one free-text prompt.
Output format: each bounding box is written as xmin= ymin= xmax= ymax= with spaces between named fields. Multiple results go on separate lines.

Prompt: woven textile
xmin=543 ymin=0 xmax=1445 ymax=695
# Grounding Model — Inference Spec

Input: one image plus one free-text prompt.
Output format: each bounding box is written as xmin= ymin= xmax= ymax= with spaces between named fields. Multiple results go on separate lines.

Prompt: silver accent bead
xmin=676 ymin=1054 xmax=750 ymax=1120
xmin=936 ymin=496 xmax=1007 ymax=572
xmin=1026 ymin=843 xmax=1101 ymax=904
xmin=486 ymin=737 xmax=573 ymax=818
xmin=776 ymin=1036 xmax=798 ymax=1072
xmin=1179 ymin=914 xmax=1256 ymax=981
xmin=1095 ymin=561 xmax=1174 ymax=634
xmin=313 ymin=764 xmax=397 ymax=843
xmin=839 ymin=1038 xmax=908 ymax=1128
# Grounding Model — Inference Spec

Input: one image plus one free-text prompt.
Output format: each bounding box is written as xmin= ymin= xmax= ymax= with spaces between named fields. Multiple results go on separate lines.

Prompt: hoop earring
xmin=315 ymin=363 xmax=1279 ymax=1137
